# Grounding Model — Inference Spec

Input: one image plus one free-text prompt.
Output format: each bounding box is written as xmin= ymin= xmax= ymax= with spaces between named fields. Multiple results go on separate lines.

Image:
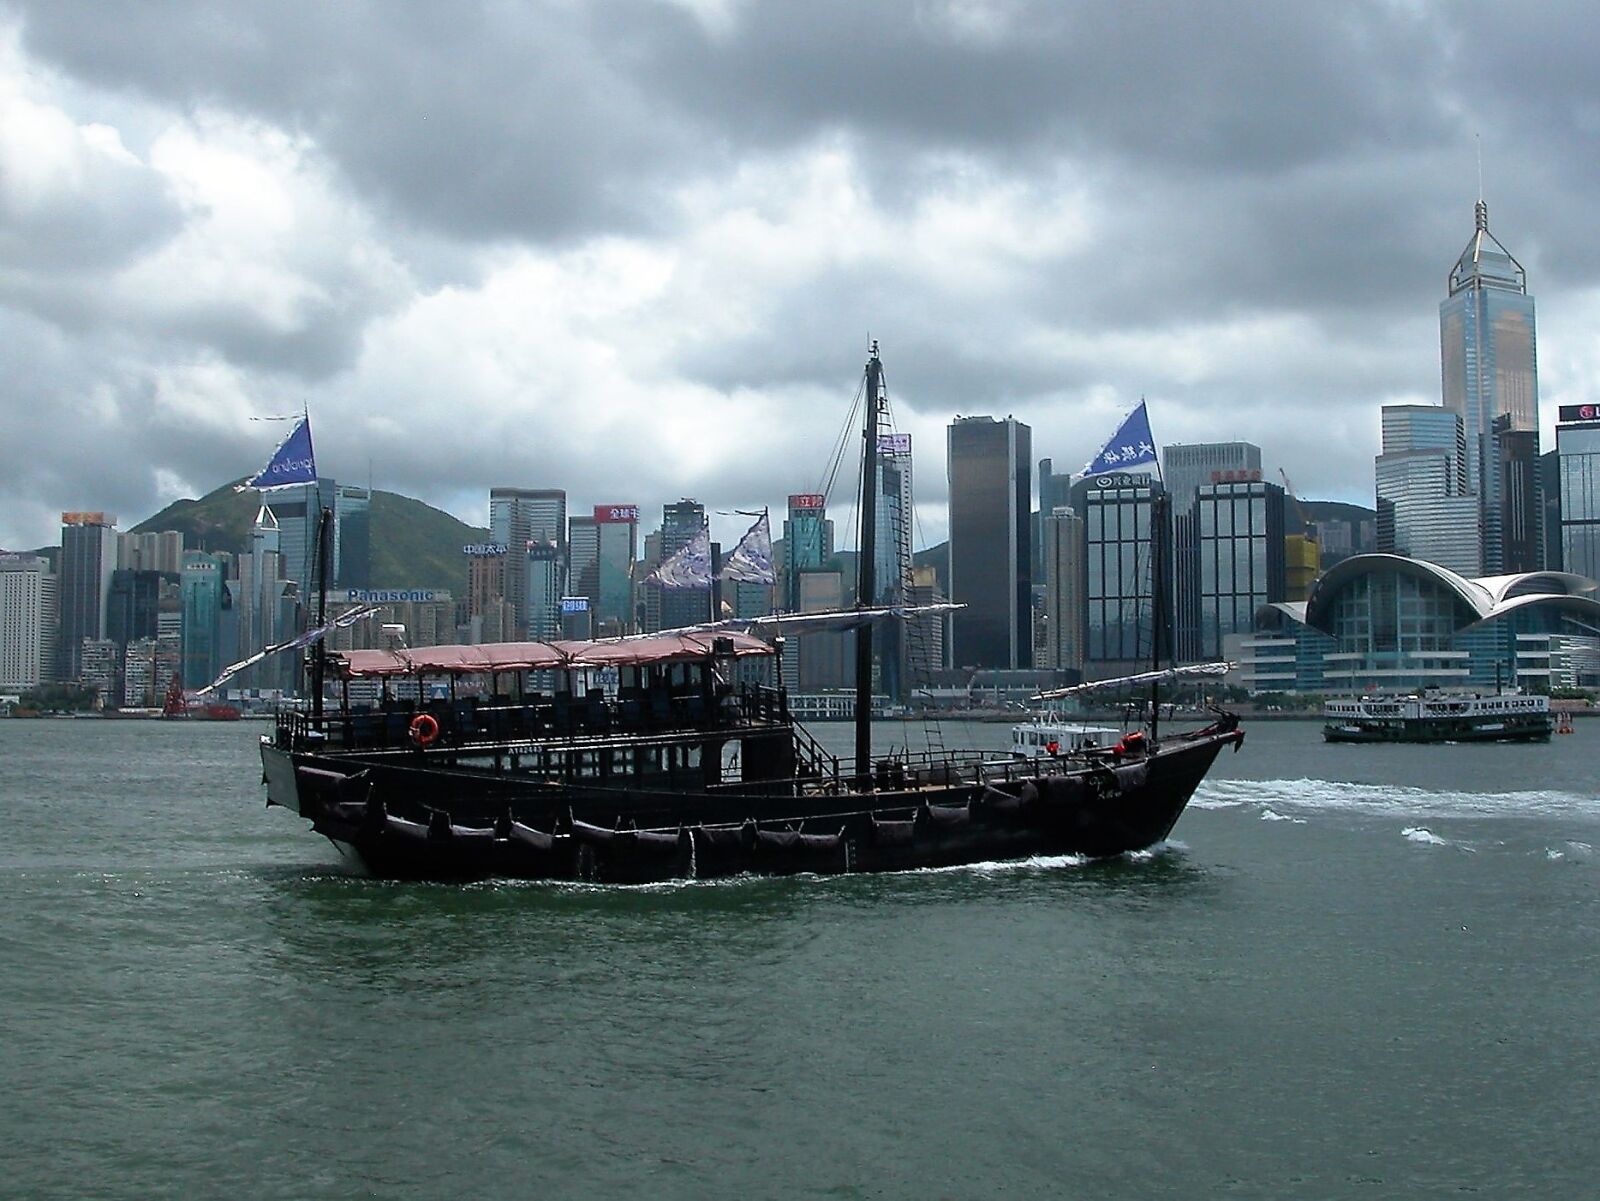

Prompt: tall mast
xmin=1149 ymin=490 xmax=1165 ymax=741
xmin=311 ymin=505 xmax=331 ymax=719
xmin=854 ymin=341 xmax=882 ymax=781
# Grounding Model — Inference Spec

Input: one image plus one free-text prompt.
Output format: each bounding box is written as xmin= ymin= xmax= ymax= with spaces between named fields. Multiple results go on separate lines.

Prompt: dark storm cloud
xmin=4 ymin=0 xmax=1600 ymax=547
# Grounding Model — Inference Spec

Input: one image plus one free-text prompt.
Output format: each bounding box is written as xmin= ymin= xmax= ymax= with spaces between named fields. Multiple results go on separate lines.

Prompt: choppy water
xmin=2 ymin=717 xmax=1597 ymax=1199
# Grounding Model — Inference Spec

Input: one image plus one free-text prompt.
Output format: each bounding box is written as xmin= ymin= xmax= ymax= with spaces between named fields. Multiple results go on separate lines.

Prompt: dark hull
xmin=261 ymin=724 xmax=1243 ymax=883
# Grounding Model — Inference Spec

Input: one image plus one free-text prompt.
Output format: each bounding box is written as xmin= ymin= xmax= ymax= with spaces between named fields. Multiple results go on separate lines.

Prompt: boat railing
xmin=276 ymin=682 xmax=794 ymax=753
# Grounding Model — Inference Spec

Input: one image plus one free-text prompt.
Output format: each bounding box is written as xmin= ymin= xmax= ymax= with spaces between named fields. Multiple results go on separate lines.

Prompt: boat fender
xmin=409 ymin=712 xmax=441 ymax=747
xmin=1115 ymin=731 xmax=1147 ymax=757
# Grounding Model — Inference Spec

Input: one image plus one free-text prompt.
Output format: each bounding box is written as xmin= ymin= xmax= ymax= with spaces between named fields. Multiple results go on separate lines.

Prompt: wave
xmin=1400 ymin=826 xmax=1471 ymax=850
xmin=1193 ymin=777 xmax=1600 ymax=821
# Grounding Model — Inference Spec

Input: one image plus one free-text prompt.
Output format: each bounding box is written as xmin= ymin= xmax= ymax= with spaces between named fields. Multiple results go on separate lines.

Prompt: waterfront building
xmin=649 ymin=500 xmax=709 ymax=632
xmin=58 ymin=513 xmax=117 ymax=681
xmin=1440 ymin=199 xmax=1540 ymax=573
xmin=559 ymin=596 xmax=594 ymax=641
xmin=489 ymin=487 xmax=566 ymax=636
xmin=1071 ymin=473 xmax=1171 ymax=679
xmin=781 ymin=494 xmax=833 ymax=614
xmin=1557 ymin=406 xmax=1600 ymax=580
xmin=335 ymin=485 xmax=372 ymax=588
xmin=796 ymin=570 xmax=850 ymax=691
xmin=1040 ymin=509 xmax=1086 ymax=675
xmin=592 ymin=506 xmax=639 ymax=635
xmin=179 ymin=551 xmax=225 ymax=691
xmin=122 ymin=638 xmax=159 ymax=707
xmin=117 ymin=530 xmax=184 ymax=575
xmin=524 ymin=542 xmax=565 ymax=640
xmin=948 ymin=415 xmax=1031 ymax=669
xmin=79 ymin=638 xmax=118 ymax=706
xmin=464 ymin=546 xmax=512 ymax=643
xmin=874 ymin=434 xmax=915 ymax=699
xmin=327 ymin=590 xmax=456 ymax=652
xmin=568 ymin=516 xmax=600 ymax=609
xmin=1162 ymin=442 xmax=1264 ymax=513
xmin=267 ymin=478 xmax=338 ymax=594
xmin=107 ymin=568 xmax=169 ymax=647
xmin=0 ymin=554 xmax=56 ymax=692
xmin=1191 ymin=480 xmax=1286 ymax=660
xmin=1236 ymin=555 xmax=1600 ymax=693
xmin=1375 ymin=404 xmax=1480 ymax=576
xmin=1538 ymin=449 xmax=1561 ymax=572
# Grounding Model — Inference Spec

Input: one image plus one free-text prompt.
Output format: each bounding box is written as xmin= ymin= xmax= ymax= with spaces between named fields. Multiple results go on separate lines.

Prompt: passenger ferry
xmin=1322 ymin=691 xmax=1553 ymax=744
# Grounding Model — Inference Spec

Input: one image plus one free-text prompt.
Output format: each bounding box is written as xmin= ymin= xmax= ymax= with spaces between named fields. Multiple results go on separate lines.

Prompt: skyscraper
xmin=1162 ymin=442 xmax=1264 ymax=513
xmin=1557 ymin=405 xmax=1600 ymax=579
xmin=1072 ymin=473 xmax=1170 ymax=677
xmin=1040 ymin=509 xmax=1086 ymax=675
xmin=489 ymin=487 xmax=567 ymax=636
xmin=1374 ymin=404 xmax=1480 ymax=574
xmin=180 ymin=551 xmax=224 ymax=691
xmin=592 ymin=505 xmax=639 ymax=635
xmin=948 ymin=416 xmax=1031 ymax=669
xmin=58 ymin=513 xmax=117 ymax=681
xmin=0 ymin=554 xmax=56 ymax=691
xmin=649 ymin=500 xmax=708 ymax=632
xmin=1193 ymin=480 xmax=1286 ymax=660
xmin=781 ymin=494 xmax=833 ymax=613
xmin=335 ymin=484 xmax=372 ymax=588
xmin=1440 ymin=199 xmax=1539 ymax=573
xmin=267 ymin=477 xmax=337 ymax=593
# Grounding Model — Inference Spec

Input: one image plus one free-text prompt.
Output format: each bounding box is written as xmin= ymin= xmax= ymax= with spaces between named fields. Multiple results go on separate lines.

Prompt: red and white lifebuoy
xmin=409 ymin=712 xmax=441 ymax=747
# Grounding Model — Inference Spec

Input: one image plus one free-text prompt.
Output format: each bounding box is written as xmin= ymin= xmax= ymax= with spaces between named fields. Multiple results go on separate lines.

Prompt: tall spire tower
xmin=1440 ymin=197 xmax=1539 ymax=573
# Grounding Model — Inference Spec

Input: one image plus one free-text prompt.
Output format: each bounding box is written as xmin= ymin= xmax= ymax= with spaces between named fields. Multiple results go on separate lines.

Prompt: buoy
xmin=409 ymin=712 xmax=441 ymax=747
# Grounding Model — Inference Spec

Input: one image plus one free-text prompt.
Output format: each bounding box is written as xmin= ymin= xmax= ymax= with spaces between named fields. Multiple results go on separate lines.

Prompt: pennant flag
xmin=1078 ymin=400 xmax=1158 ymax=477
xmin=645 ymin=526 xmax=712 ymax=589
xmin=718 ymin=510 xmax=775 ymax=585
xmin=239 ymin=415 xmax=317 ymax=492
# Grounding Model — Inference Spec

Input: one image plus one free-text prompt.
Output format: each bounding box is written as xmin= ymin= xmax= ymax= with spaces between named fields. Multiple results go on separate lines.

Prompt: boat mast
xmin=311 ymin=505 xmax=332 ymax=720
xmin=1149 ymin=490 xmax=1166 ymax=741
xmin=854 ymin=341 xmax=882 ymax=781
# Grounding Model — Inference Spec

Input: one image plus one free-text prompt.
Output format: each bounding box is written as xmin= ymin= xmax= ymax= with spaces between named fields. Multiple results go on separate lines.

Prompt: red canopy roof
xmin=330 ymin=631 xmax=774 ymax=679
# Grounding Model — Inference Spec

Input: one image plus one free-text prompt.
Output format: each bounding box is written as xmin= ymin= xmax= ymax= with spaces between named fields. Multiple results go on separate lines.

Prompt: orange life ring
xmin=409 ymin=712 xmax=440 ymax=747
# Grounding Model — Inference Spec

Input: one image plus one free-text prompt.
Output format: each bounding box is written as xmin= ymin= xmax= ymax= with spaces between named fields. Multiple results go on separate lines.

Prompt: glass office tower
xmin=948 ymin=416 xmax=1031 ymax=669
xmin=1440 ymin=200 xmax=1539 ymax=573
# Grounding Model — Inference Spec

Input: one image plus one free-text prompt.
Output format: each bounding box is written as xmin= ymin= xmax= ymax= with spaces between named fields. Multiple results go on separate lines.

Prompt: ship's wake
xmin=1193 ymin=777 xmax=1599 ymax=821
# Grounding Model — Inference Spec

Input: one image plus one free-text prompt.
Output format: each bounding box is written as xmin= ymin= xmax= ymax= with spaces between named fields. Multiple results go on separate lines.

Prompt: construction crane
xmin=1279 ymin=468 xmax=1314 ymax=540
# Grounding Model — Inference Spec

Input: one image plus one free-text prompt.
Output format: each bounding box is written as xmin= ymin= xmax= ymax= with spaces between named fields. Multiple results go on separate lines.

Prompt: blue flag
xmin=241 ymin=416 xmax=317 ymax=491
xmin=1079 ymin=401 xmax=1158 ymax=476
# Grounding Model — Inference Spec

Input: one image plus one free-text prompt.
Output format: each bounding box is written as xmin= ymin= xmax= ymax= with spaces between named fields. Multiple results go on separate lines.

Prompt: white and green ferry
xmin=1323 ymin=691 xmax=1553 ymax=744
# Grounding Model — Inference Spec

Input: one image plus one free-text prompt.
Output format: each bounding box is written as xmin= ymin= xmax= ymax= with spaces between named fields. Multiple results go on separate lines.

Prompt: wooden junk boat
xmin=258 ymin=345 xmax=1245 ymax=881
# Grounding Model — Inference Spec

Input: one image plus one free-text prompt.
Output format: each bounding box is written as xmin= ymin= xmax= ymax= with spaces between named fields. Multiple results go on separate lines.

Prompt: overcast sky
xmin=4 ymin=1 xmax=1600 ymax=554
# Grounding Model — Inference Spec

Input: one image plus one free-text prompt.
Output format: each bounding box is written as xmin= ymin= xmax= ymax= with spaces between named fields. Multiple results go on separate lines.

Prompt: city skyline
xmin=7 ymin=5 xmax=1600 ymax=554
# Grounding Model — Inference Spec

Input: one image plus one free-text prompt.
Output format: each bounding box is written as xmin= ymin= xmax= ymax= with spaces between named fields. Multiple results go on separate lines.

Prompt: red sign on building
xmin=593 ymin=505 xmax=640 ymax=523
xmin=788 ymin=493 xmax=826 ymax=511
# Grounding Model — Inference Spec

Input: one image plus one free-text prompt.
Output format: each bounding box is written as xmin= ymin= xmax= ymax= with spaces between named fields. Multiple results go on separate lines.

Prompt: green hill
xmin=133 ymin=482 xmax=488 ymax=594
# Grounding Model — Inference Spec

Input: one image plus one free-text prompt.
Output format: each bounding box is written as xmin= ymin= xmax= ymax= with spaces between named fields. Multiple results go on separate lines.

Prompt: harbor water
xmin=2 ymin=717 xmax=1597 ymax=1199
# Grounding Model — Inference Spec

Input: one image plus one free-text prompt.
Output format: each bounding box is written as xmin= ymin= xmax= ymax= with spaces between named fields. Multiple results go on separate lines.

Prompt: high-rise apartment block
xmin=948 ymin=416 xmax=1031 ymax=669
xmin=0 ymin=554 xmax=57 ymax=692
